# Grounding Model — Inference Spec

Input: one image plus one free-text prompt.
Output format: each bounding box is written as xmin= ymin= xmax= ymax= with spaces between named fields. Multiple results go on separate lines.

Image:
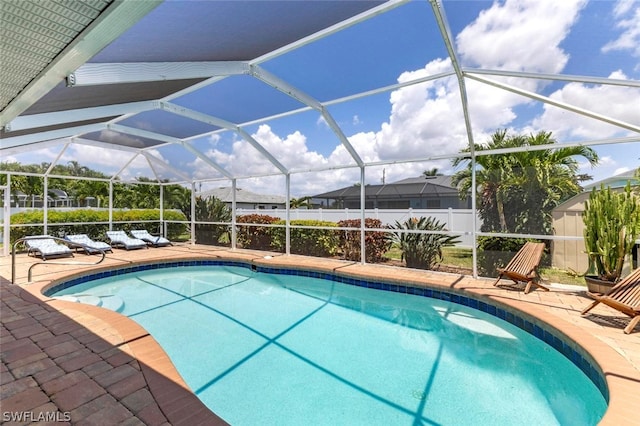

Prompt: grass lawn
xmin=384 ymin=245 xmax=586 ymax=286
xmin=539 ymin=267 xmax=586 ymax=287
xmin=383 ymin=246 xmax=473 ymax=269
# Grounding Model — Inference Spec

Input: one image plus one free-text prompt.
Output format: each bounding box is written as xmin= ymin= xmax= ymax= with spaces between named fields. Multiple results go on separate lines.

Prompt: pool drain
xmin=412 ymin=390 xmax=427 ymax=400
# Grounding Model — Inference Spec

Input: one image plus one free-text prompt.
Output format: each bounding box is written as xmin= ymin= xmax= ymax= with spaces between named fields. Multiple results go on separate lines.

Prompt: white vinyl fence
xmin=236 ymin=208 xmax=481 ymax=248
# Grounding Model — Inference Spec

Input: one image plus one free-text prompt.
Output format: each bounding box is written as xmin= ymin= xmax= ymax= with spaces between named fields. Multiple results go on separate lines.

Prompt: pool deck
xmin=1 ymin=243 xmax=639 ymax=425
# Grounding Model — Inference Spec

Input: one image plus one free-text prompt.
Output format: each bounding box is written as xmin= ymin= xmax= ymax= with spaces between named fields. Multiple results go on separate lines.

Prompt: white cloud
xmin=61 ymin=144 xmax=162 ymax=181
xmin=456 ymin=0 xmax=586 ymax=74
xmin=531 ymin=71 xmax=640 ymax=140
xmin=373 ymin=59 xmax=469 ymax=160
xmin=602 ymin=0 xmax=640 ymax=60
xmin=195 ymin=0 xmax=611 ymax=195
xmin=613 ymin=166 xmax=631 ymax=176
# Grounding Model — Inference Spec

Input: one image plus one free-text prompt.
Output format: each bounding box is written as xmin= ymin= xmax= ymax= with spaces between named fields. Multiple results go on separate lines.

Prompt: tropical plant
xmin=337 ymin=218 xmax=391 ymax=263
xmin=236 ymin=214 xmax=279 ymax=250
xmin=271 ymin=220 xmax=339 ymax=257
xmin=194 ymin=196 xmax=232 ymax=245
xmin=452 ymin=130 xmax=598 ymax=235
xmin=583 ymin=182 xmax=640 ymax=282
xmin=388 ymin=216 xmax=460 ymax=270
xmin=74 ymin=179 xmax=109 ymax=208
xmin=164 ymin=184 xmax=192 ymax=218
xmin=290 ymin=196 xmax=312 ymax=209
xmin=10 ymin=209 xmax=188 ymax=243
xmin=422 ymin=168 xmax=442 ymax=177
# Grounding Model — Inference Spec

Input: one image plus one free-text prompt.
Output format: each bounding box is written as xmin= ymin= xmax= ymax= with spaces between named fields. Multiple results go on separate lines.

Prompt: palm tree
xmin=164 ymin=184 xmax=192 ymax=218
xmin=452 ymin=130 xmax=598 ymax=234
xmin=75 ymin=180 xmax=109 ymax=208
xmin=508 ymin=131 xmax=598 ymax=234
xmin=290 ymin=196 xmax=311 ymax=209
xmin=452 ymin=130 xmax=520 ymax=232
xmin=194 ymin=196 xmax=232 ymax=244
xmin=66 ymin=160 xmax=89 ymax=177
xmin=422 ymin=168 xmax=442 ymax=177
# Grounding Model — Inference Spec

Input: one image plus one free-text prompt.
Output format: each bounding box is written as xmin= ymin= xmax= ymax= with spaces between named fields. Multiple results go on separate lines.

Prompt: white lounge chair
xmin=66 ymin=234 xmax=113 ymax=254
xmin=25 ymin=238 xmax=74 ymax=260
xmin=130 ymin=230 xmax=173 ymax=247
xmin=106 ymin=231 xmax=147 ymax=250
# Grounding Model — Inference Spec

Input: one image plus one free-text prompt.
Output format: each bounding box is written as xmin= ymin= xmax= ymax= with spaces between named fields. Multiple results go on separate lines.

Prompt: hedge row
xmin=235 ymin=215 xmax=390 ymax=260
xmin=10 ymin=209 xmax=188 ymax=244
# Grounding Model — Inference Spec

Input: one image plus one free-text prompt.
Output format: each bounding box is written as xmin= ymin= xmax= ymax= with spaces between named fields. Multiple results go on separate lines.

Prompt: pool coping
xmin=21 ymin=251 xmax=640 ymax=425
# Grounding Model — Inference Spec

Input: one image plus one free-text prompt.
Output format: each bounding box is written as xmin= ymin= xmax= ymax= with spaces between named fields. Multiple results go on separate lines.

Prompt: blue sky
xmin=8 ymin=0 xmax=640 ymax=196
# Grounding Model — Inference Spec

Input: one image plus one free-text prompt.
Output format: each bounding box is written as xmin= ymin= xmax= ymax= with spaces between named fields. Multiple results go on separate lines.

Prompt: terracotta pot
xmin=584 ymin=275 xmax=616 ymax=294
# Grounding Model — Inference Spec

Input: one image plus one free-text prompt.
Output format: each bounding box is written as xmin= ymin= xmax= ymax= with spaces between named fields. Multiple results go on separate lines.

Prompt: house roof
xmin=312 ymin=175 xmax=460 ymax=199
xmin=200 ymin=187 xmax=286 ymax=205
xmin=553 ymin=169 xmax=638 ymax=212
xmin=583 ymin=169 xmax=638 ymax=190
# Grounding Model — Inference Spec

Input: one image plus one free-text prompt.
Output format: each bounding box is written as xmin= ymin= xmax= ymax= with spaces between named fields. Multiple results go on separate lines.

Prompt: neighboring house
xmin=583 ymin=169 xmax=638 ymax=190
xmin=551 ymin=170 xmax=639 ymax=273
xmin=199 ymin=187 xmax=286 ymax=210
xmin=310 ymin=175 xmax=470 ymax=209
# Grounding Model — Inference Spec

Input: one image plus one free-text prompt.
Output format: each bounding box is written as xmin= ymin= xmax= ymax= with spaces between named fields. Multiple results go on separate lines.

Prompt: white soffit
xmin=0 ymin=0 xmax=162 ymax=128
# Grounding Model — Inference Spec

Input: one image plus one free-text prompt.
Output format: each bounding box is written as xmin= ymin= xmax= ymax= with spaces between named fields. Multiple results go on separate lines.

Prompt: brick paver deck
xmin=2 ymin=244 xmax=639 ymax=425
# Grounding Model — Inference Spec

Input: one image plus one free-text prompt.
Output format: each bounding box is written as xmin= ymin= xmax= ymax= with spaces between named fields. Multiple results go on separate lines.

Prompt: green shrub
xmin=193 ymin=196 xmax=232 ymax=245
xmin=9 ymin=209 xmax=188 ymax=244
xmin=271 ymin=220 xmax=339 ymax=257
xmin=388 ymin=216 xmax=460 ymax=270
xmin=337 ymin=218 xmax=390 ymax=263
xmin=236 ymin=214 xmax=280 ymax=250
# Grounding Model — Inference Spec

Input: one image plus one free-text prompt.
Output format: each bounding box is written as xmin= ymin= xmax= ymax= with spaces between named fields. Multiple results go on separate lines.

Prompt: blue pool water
xmin=50 ymin=264 xmax=607 ymax=425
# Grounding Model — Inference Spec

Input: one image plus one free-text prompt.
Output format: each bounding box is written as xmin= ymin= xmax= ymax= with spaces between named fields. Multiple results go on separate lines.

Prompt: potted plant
xmin=582 ymin=182 xmax=640 ymax=293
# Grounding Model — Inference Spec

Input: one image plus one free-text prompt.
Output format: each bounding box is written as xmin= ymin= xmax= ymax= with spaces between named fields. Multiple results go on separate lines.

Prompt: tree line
xmin=2 ymin=129 xmax=621 ymax=240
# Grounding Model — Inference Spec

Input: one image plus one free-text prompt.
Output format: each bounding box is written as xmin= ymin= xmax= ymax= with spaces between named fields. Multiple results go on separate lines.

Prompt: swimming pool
xmin=47 ymin=261 xmax=607 ymax=425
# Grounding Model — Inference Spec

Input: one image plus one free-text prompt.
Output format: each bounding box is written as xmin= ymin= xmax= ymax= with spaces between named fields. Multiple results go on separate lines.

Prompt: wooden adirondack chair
xmin=581 ymin=268 xmax=640 ymax=334
xmin=493 ymin=242 xmax=547 ymax=294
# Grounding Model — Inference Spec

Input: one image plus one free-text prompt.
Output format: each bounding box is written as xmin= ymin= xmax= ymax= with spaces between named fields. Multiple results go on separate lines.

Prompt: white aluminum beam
xmin=68 ymin=61 xmax=250 ymax=86
xmin=5 ymin=101 xmax=156 ymax=132
xmin=44 ymin=143 xmax=70 ymax=175
xmin=143 ymin=151 xmax=193 ymax=183
xmin=160 ymin=102 xmax=289 ymax=174
xmin=106 ymin=122 xmax=234 ymax=178
xmin=160 ymin=102 xmax=232 ymax=129
xmin=71 ymin=137 xmax=149 ymax=154
xmin=180 ymin=141 xmax=233 ymax=179
xmin=324 ymin=70 xmax=457 ymax=107
xmin=107 ymin=124 xmax=180 ymax=145
xmin=466 ymin=73 xmax=640 ymax=133
xmin=251 ymin=0 xmax=410 ymax=65
xmin=0 ymin=123 xmax=106 ymax=149
xmin=430 ymin=0 xmax=477 ymax=161
xmin=464 ymin=68 xmax=640 ymax=88
xmin=1 ymin=138 xmax=72 ymax=157
xmin=250 ymin=65 xmax=322 ymax=110
xmin=250 ymin=65 xmax=364 ymax=167
xmin=112 ymin=152 xmax=141 ymax=182
xmin=0 ymin=0 xmax=162 ymax=128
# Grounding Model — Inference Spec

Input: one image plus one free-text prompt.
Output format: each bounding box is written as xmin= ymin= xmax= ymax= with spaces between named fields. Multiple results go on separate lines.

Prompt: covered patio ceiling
xmin=1 ymin=0 xmax=639 ymax=187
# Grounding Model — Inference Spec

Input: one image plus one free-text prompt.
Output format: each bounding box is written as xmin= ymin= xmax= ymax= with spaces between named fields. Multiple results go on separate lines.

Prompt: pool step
xmin=53 ymin=294 xmax=124 ymax=312
xmin=100 ymin=295 xmax=125 ymax=312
